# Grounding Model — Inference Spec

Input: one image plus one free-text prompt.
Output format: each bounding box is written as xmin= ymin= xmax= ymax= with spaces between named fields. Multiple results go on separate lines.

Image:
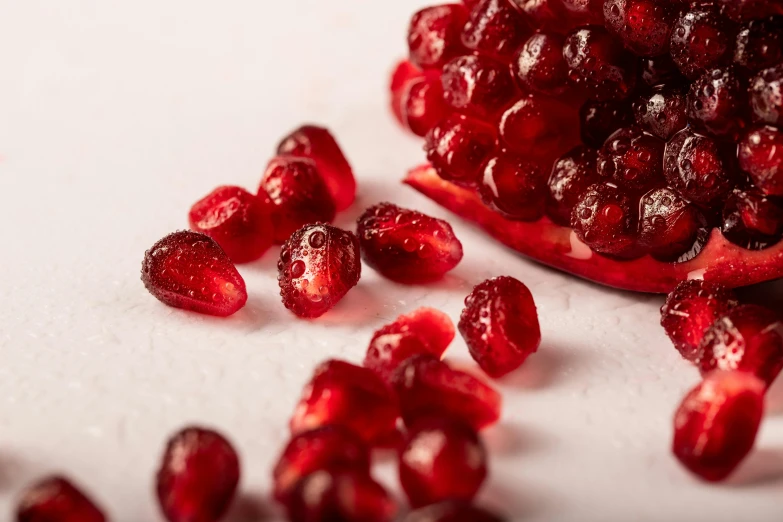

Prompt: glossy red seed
xmin=633 ymin=85 xmax=688 ymax=140
xmin=459 ymin=276 xmax=541 ymax=378
xmin=722 ymin=189 xmax=783 ymax=250
xmin=639 ymin=54 xmax=686 ymax=87
xmin=357 ymin=202 xmax=463 ymax=284
xmin=546 ymin=146 xmax=601 ymax=226
xmin=734 ymin=16 xmax=783 ymax=72
xmin=404 ymin=73 xmax=449 ymax=138
xmin=499 ymin=95 xmax=579 ymax=159
xmin=750 ymin=64 xmax=783 ymax=126
xmin=461 ymin=0 xmax=530 ymax=59
xmin=669 ymin=6 xmax=736 ymax=80
xmin=393 ymin=354 xmax=502 ymax=430
xmin=739 ymin=125 xmax=783 ymax=195
xmin=579 ymin=99 xmax=633 ymax=149
xmin=559 ymin=0 xmax=604 ymax=25
xmin=408 ymin=4 xmax=469 ymax=70
xmin=156 ymin=426 xmax=240 ymax=522
xmin=290 ymin=359 xmax=399 ymax=446
xmin=597 ymin=126 xmax=665 ymax=193
xmin=478 ymin=154 xmax=547 ymax=221
xmin=687 ymin=66 xmax=749 ymax=138
xmin=141 ymin=231 xmax=248 ymax=317
xmin=399 ymin=417 xmax=487 ymax=508
xmin=364 ymin=307 xmax=455 ymax=384
xmin=16 ymin=477 xmax=106 ymax=522
xmin=661 ymin=280 xmax=738 ymax=363
xmin=403 ymin=501 xmax=505 ymax=522
xmin=563 ymin=26 xmax=637 ymax=100
xmin=286 ymin=469 xmax=397 ymax=522
xmin=513 ymin=0 xmax=565 ymax=34
xmin=441 ymin=55 xmax=517 ymax=121
xmin=571 ymin=182 xmax=640 ymax=258
xmin=639 ymin=187 xmax=707 ymax=262
xmin=603 ymin=0 xmax=676 ymax=57
xmin=673 ymin=370 xmax=764 ymax=482
xmin=277 ymin=224 xmax=361 ymax=319
xmin=425 ymin=114 xmax=497 ymax=188
xmin=272 ymin=426 xmax=370 ymax=504
xmin=391 ymin=60 xmax=424 ymax=127
xmin=512 ymin=32 xmax=568 ymax=95
xmin=188 ymin=186 xmax=273 ymax=264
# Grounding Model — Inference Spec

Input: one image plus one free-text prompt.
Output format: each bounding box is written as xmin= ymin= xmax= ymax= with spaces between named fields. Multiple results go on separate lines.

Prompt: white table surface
xmin=2 ymin=1 xmax=783 ymax=521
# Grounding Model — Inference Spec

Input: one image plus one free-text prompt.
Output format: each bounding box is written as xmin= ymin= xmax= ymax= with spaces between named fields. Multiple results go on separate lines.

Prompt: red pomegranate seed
xmin=750 ymin=65 xmax=783 ymax=126
xmin=188 ymin=185 xmax=273 ymax=264
xmin=461 ymin=0 xmax=530 ymax=60
xmin=16 ymin=476 xmax=106 ymax=522
xmin=408 ymin=4 xmax=468 ymax=70
xmin=512 ymin=32 xmax=569 ymax=95
xmin=603 ymin=0 xmax=676 ymax=57
xmin=639 ymin=187 xmax=707 ymax=262
xmin=559 ymin=0 xmax=603 ymax=25
xmin=546 ymin=146 xmax=601 ymax=226
xmin=673 ymin=370 xmax=764 ymax=482
xmin=364 ymin=307 xmax=455 ymax=384
xmin=277 ymin=126 xmax=355 ymax=212
xmin=425 ymin=114 xmax=497 ymax=188
xmin=633 ymin=85 xmax=688 ymax=141
xmin=717 ymin=0 xmax=783 ymax=22
xmin=669 ymin=6 xmax=736 ymax=80
xmin=286 ymin=469 xmax=397 ymax=522
xmin=579 ymin=99 xmax=633 ymax=149
xmin=639 ymin=54 xmax=686 ymax=87
xmin=272 ymin=426 xmax=370 ymax=504
xmin=141 ymin=230 xmax=247 ymax=317
xmin=156 ymin=426 xmax=240 ymax=522
xmin=571 ymin=182 xmax=640 ymax=258
xmin=290 ymin=359 xmax=399 ymax=446
xmin=404 ymin=73 xmax=449 ymax=138
xmin=687 ymin=66 xmax=749 ymax=138
xmin=393 ymin=354 xmax=502 ymax=430
xmin=739 ymin=125 xmax=783 ymax=196
xmin=697 ymin=304 xmax=783 ymax=385
xmin=478 ymin=154 xmax=547 ymax=222
xmin=399 ymin=417 xmax=488 ymax=508
xmin=277 ymin=224 xmax=361 ymax=319
xmin=499 ymin=94 xmax=579 ymax=159
xmin=597 ymin=126 xmax=665 ymax=193
xmin=404 ymin=501 xmax=505 ymax=522
xmin=441 ymin=54 xmax=518 ymax=121
xmin=459 ymin=276 xmax=541 ymax=378
xmin=514 ymin=0 xmax=566 ymax=34
xmin=721 ymin=189 xmax=783 ymax=250
xmin=734 ymin=17 xmax=783 ymax=72
xmin=563 ymin=26 xmax=637 ymax=100
xmin=391 ymin=60 xmax=424 ymax=127
xmin=258 ymin=156 xmax=336 ymax=244
xmin=356 ymin=202 xmax=463 ymax=284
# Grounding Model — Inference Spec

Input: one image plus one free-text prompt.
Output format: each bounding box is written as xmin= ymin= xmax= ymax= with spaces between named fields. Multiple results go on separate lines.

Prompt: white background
xmin=1 ymin=1 xmax=783 ymax=521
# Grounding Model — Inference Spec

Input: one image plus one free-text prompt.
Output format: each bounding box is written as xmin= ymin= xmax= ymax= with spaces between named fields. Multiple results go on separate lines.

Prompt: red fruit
xmin=259 ymin=156 xmax=336 ymax=244
xmin=697 ymin=304 xmax=783 ymax=385
xmin=603 ymin=0 xmax=676 ymax=57
xmin=597 ymin=126 xmax=665 ymax=193
xmin=687 ymin=66 xmax=749 ymax=138
xmin=660 ymin=279 xmax=738 ymax=363
xmin=286 ymin=469 xmax=397 ymax=522
xmin=546 ymin=146 xmax=601 ymax=226
xmin=425 ymin=114 xmax=497 ymax=188
xmin=580 ymin=99 xmax=634 ymax=149
xmin=669 ymin=6 xmax=736 ymax=80
xmin=404 ymin=73 xmax=449 ymax=138
xmin=272 ymin=426 xmax=370 ymax=504
xmin=391 ymin=60 xmax=424 ymax=127
xmin=461 ymin=0 xmax=530 ymax=60
xmin=571 ymin=182 xmax=640 ymax=258
xmin=393 ymin=354 xmax=502 ymax=430
xmin=459 ymin=276 xmax=541 ymax=378
xmin=356 ymin=202 xmax=463 ymax=284
xmin=559 ymin=0 xmax=604 ymax=25
xmin=16 ymin=477 xmax=106 ymax=522
xmin=141 ymin=230 xmax=248 ymax=317
xmin=399 ymin=417 xmax=487 ymax=508
xmin=717 ymin=0 xmax=783 ymax=22
xmin=633 ymin=85 xmax=688 ymax=141
xmin=408 ymin=4 xmax=469 ymax=70
xmin=277 ymin=224 xmax=361 ymax=319
xmin=441 ymin=55 xmax=517 ymax=121
xmin=499 ymin=95 xmax=579 ymax=159
xmin=364 ymin=307 xmax=455 ymax=384
xmin=404 ymin=501 xmax=505 ymax=522
xmin=188 ymin=185 xmax=273 ymax=263
xmin=478 ymin=154 xmax=547 ymax=221
xmin=639 ymin=54 xmax=686 ymax=87
xmin=563 ymin=26 xmax=637 ymax=101
xmin=739 ymin=125 xmax=783 ymax=195
xmin=733 ymin=17 xmax=783 ymax=72
xmin=639 ymin=187 xmax=708 ymax=262
xmin=673 ymin=370 xmax=764 ymax=482
xmin=156 ymin=426 xmax=240 ymax=522
xmin=750 ymin=64 xmax=783 ymax=126
xmin=512 ymin=32 xmax=569 ymax=95
xmin=277 ymin=126 xmax=355 ymax=212
xmin=290 ymin=359 xmax=399 ymax=446
xmin=722 ymin=189 xmax=783 ymax=250
xmin=513 ymin=0 xmax=565 ymax=34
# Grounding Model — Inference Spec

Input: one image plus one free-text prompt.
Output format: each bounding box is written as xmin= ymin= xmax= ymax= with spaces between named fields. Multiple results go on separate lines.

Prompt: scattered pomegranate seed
xmin=639 ymin=187 xmax=707 ymax=262
xmin=721 ymin=189 xmax=783 ymax=250
xmin=597 ymin=126 xmax=665 ymax=193
xmin=156 ymin=426 xmax=240 ymax=522
xmin=290 ymin=359 xmax=399 ymax=446
xmin=441 ymin=54 xmax=517 ymax=121
xmin=459 ymin=276 xmax=541 ymax=378
xmin=399 ymin=417 xmax=487 ymax=508
xmin=739 ymin=125 xmax=783 ymax=195
xmin=733 ymin=16 xmax=783 ymax=72
xmin=403 ymin=500 xmax=505 ymax=522
xmin=669 ymin=6 xmax=736 ymax=80
xmin=512 ymin=32 xmax=569 ymax=95
xmin=546 ymin=146 xmax=601 ymax=226
xmin=603 ymin=0 xmax=676 ymax=57
xmin=499 ymin=94 xmax=579 ymax=159
xmin=425 ymin=114 xmax=497 ymax=187
xmin=478 ymin=154 xmax=547 ymax=222
xmin=364 ymin=307 xmax=455 ymax=384
xmin=559 ymin=0 xmax=603 ymax=25
xmin=356 ymin=202 xmax=463 ymax=284
xmin=276 ymin=125 xmax=356 ymax=212
xmin=571 ymin=182 xmax=640 ymax=258
xmin=272 ymin=426 xmax=370 ymax=504
xmin=579 ymin=99 xmax=633 ymax=149
xmin=141 ymin=230 xmax=248 ymax=317
xmin=404 ymin=73 xmax=449 ymax=137
xmin=16 ymin=476 xmax=106 ymax=522
xmin=750 ymin=64 xmax=783 ymax=126
xmin=673 ymin=370 xmax=764 ymax=482
xmin=188 ymin=185 xmax=273 ymax=264
xmin=259 ymin=156 xmax=337 ymax=244
xmin=393 ymin=354 xmax=502 ymax=430
xmin=461 ymin=0 xmax=530 ymax=60
xmin=687 ymin=66 xmax=749 ymax=138
xmin=408 ymin=4 xmax=469 ymax=70
xmin=633 ymin=85 xmax=688 ymax=141
xmin=514 ymin=0 xmax=565 ymax=34
xmin=563 ymin=25 xmax=637 ymax=100
xmin=391 ymin=60 xmax=425 ymax=127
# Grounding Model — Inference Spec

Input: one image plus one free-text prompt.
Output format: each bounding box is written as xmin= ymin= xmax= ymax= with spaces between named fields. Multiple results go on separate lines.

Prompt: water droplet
xmin=290 ymin=260 xmax=306 ymax=278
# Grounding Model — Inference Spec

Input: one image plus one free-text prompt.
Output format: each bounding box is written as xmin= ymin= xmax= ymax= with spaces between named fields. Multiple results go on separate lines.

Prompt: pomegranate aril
xmin=633 ymin=85 xmax=688 ymax=141
xmin=259 ymin=156 xmax=336 ymax=244
xmin=272 ymin=426 xmax=370 ymax=504
xmin=546 ymin=145 xmax=601 ymax=226
xmin=739 ymin=125 xmax=783 ymax=195
xmin=441 ymin=54 xmax=518 ymax=121
xmin=156 ymin=426 xmax=240 ymax=522
xmin=661 ymin=279 xmax=739 ymax=363
xmin=513 ymin=0 xmax=565 ymax=34
xmin=404 ymin=501 xmax=505 ymax=522
xmin=580 ymin=99 xmax=633 ymax=150
xmin=399 ymin=417 xmax=488 ymax=508
xmin=499 ymin=94 xmax=579 ymax=159
xmin=563 ymin=25 xmax=637 ymax=101
xmin=425 ymin=114 xmax=497 ymax=188
xmin=290 ymin=359 xmax=399 ymax=446
xmin=391 ymin=60 xmax=424 ymax=127
xmin=364 ymin=307 xmax=455 ymax=384
xmin=722 ymin=189 xmax=783 ymax=250
xmin=750 ymin=64 xmax=783 ymax=126
xmin=717 ymin=0 xmax=783 ymax=23
xmin=394 ymin=354 xmax=502 ymax=430
xmin=673 ymin=370 xmax=764 ymax=482
xmin=459 ymin=276 xmax=541 ymax=378
xmin=357 ymin=202 xmax=463 ymax=284
xmin=479 ymin=154 xmax=547 ymax=221
xmin=512 ymin=32 xmax=568 ymax=95
xmin=16 ymin=477 xmax=106 ymax=522
xmin=461 ymin=0 xmax=530 ymax=60
xmin=559 ymin=0 xmax=603 ymax=25
xmin=669 ymin=6 xmax=736 ymax=80
xmin=639 ymin=187 xmax=707 ymax=262
xmin=639 ymin=54 xmax=686 ymax=87
xmin=277 ymin=125 xmax=355 ymax=212
xmin=141 ymin=231 xmax=247 ymax=317
xmin=597 ymin=126 xmax=665 ymax=193
xmin=277 ymin=224 xmax=361 ymax=319
xmin=404 ymin=73 xmax=449 ymax=137
xmin=408 ymin=4 xmax=469 ymax=70
xmin=733 ymin=16 xmax=783 ymax=72
xmin=571 ymin=182 xmax=640 ymax=258
xmin=603 ymin=0 xmax=676 ymax=57
xmin=188 ymin=185 xmax=273 ymax=264
xmin=687 ymin=66 xmax=749 ymax=138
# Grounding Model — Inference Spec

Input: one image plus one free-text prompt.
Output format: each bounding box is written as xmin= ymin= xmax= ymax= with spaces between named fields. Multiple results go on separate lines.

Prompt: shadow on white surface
xmin=483 ymin=422 xmax=552 ymax=457
xmin=482 ymin=476 xmax=554 ymax=520
xmin=727 ymin=447 xmax=783 ymax=487
xmin=499 ymin=341 xmax=592 ymax=391
xmin=225 ymin=491 xmax=279 ymax=522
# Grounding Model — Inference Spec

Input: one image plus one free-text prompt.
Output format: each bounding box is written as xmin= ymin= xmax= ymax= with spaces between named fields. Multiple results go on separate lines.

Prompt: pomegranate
xmin=16 ymin=476 xmax=106 ymax=522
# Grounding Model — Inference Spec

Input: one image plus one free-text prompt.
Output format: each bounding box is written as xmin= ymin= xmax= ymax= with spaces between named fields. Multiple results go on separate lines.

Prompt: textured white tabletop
xmin=2 ymin=1 xmax=783 ymax=521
